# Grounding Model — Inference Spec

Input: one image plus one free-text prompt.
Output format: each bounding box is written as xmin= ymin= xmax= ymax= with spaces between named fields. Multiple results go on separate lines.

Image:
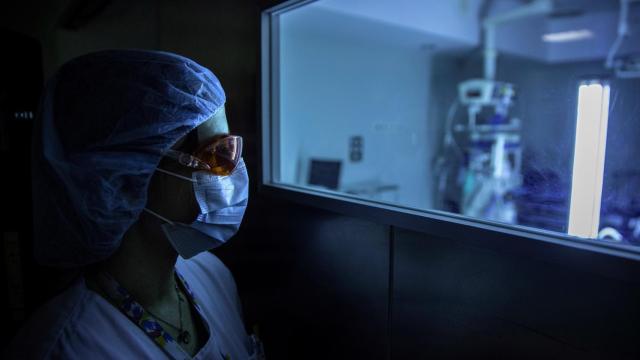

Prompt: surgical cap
xmin=32 ymin=49 xmax=226 ymax=267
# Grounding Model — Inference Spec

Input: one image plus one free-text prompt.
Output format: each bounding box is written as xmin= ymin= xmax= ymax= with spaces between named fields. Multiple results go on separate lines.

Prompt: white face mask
xmin=144 ymin=159 xmax=249 ymax=259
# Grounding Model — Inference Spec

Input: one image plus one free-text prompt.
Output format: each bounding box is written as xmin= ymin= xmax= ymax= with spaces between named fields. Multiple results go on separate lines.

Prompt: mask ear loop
xmin=143 ymin=208 xmax=176 ymax=226
xmin=155 ymin=167 xmax=196 ymax=182
xmin=143 ymin=167 xmax=199 ymax=225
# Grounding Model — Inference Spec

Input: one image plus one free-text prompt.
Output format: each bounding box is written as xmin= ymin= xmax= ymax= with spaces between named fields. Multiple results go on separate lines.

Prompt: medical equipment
xmin=606 ymin=0 xmax=640 ymax=78
xmin=433 ymin=0 xmax=554 ymax=223
xmin=483 ymin=0 xmax=553 ymax=80
xmin=448 ymin=79 xmax=522 ymax=223
xmin=434 ymin=78 xmax=522 ymax=221
xmin=596 ymin=171 xmax=640 ymax=245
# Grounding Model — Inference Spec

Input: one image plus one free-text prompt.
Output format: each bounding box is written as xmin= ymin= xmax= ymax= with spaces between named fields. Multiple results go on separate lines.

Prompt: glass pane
xmin=273 ymin=0 xmax=640 ymax=245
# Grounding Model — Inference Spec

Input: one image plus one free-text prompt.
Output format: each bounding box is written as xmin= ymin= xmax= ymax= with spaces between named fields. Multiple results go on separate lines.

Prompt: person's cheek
xmin=177 ymin=178 xmax=200 ymax=222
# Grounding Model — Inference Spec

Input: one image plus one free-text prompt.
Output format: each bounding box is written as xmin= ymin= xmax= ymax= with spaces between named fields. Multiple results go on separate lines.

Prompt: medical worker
xmin=6 ymin=50 xmax=264 ymax=359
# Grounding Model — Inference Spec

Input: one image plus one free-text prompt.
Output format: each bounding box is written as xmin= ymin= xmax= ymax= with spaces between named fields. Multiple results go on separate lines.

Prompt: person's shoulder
xmin=5 ymin=277 xmax=102 ymax=360
xmin=179 ymin=251 xmax=233 ymax=279
xmin=176 ymin=252 xmax=238 ymax=299
xmin=177 ymin=254 xmax=253 ymax=357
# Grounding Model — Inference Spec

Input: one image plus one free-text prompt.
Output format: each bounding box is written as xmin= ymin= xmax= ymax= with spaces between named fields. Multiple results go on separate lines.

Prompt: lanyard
xmin=96 ymin=270 xmax=220 ymax=360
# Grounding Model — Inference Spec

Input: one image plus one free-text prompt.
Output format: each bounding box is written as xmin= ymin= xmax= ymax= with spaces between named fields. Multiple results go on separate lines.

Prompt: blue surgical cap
xmin=32 ymin=49 xmax=226 ymax=267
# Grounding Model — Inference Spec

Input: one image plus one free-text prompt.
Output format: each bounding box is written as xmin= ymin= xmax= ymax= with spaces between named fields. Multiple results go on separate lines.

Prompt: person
xmin=5 ymin=49 xmax=264 ymax=359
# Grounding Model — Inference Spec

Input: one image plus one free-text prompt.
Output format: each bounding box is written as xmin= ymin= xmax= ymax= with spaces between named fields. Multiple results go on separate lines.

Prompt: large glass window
xmin=264 ymin=0 xmax=640 ymax=248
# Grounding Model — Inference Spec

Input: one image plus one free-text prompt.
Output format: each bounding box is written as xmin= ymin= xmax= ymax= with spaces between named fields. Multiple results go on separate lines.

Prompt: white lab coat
xmin=6 ymin=252 xmax=255 ymax=359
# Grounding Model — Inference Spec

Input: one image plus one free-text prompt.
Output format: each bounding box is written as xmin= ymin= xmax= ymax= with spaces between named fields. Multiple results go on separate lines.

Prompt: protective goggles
xmin=166 ymin=134 xmax=243 ymax=176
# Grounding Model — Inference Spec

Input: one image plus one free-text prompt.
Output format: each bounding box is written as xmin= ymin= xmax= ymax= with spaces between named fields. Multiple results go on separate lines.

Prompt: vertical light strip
xmin=568 ymin=82 xmax=611 ymax=238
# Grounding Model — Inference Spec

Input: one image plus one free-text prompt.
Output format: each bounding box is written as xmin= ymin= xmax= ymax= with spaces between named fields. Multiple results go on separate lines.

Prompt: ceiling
xmin=303 ymin=0 xmax=638 ymax=63
xmin=551 ymin=0 xmax=622 ymax=14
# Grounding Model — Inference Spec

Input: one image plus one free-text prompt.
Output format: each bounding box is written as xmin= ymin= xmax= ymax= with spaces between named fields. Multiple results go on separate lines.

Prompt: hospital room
xmin=1 ymin=0 xmax=640 ymax=358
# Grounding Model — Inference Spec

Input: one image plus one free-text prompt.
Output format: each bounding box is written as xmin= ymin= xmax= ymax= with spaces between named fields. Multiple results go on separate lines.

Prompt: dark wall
xmin=220 ymin=198 xmax=391 ymax=359
xmin=0 ymin=28 xmax=42 ymax=348
xmin=392 ymin=228 xmax=640 ymax=359
xmin=222 ymin=194 xmax=640 ymax=359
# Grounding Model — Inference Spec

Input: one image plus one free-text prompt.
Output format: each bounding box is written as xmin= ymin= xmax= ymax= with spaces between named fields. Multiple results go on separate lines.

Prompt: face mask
xmin=144 ymin=159 xmax=249 ymax=259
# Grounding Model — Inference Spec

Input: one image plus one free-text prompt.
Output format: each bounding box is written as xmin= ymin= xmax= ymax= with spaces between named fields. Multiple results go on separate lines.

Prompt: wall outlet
xmin=349 ymin=136 xmax=363 ymax=162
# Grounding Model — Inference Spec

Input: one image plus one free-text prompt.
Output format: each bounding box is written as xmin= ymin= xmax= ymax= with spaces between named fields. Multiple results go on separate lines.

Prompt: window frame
xmin=259 ymin=0 xmax=640 ymax=270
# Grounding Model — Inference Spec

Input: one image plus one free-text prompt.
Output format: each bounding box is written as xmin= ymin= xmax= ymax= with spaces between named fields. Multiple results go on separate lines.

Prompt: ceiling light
xmin=542 ymin=29 xmax=594 ymax=42
xmin=568 ymin=81 xmax=610 ymax=239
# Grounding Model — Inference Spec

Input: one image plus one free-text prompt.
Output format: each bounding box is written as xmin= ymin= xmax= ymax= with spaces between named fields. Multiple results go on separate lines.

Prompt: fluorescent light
xmin=542 ymin=29 xmax=594 ymax=42
xmin=568 ymin=82 xmax=610 ymax=239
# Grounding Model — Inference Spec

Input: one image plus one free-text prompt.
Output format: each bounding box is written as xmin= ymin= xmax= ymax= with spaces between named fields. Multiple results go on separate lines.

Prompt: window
xmin=262 ymin=0 xmax=640 ymax=253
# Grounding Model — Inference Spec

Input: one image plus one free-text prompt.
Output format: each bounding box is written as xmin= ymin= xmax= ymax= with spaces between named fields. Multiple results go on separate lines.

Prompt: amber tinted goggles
xmin=166 ymin=134 xmax=243 ymax=176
